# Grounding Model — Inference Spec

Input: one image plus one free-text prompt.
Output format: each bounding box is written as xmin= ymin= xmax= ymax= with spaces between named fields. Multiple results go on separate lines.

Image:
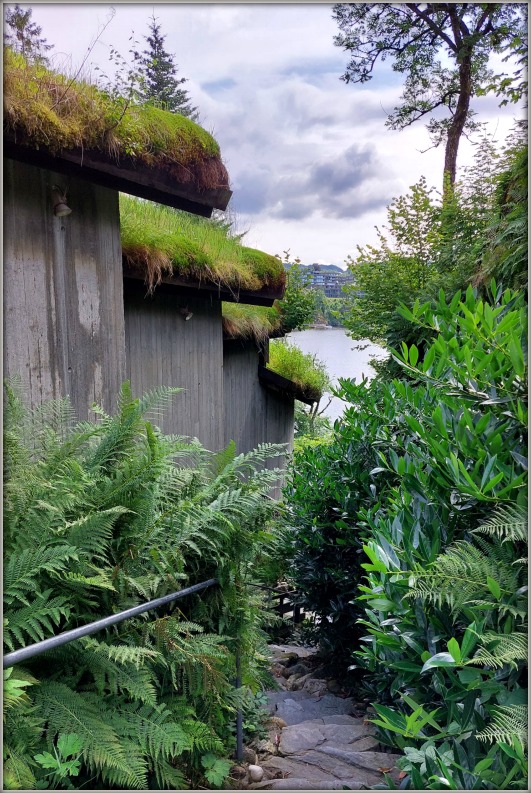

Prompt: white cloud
xmin=25 ymin=3 xmax=523 ymax=264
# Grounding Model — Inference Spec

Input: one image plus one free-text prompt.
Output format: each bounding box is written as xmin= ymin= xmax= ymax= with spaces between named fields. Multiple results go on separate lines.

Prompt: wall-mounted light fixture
xmin=51 ymin=185 xmax=72 ymax=217
xmin=179 ymin=306 xmax=193 ymax=321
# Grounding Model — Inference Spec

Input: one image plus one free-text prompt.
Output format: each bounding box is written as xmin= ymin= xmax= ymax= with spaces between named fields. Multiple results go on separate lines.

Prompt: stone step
xmin=256 ymin=750 xmax=399 ymax=789
xmin=279 ymin=719 xmax=376 ymax=755
xmin=252 ymin=777 xmax=379 ymax=790
xmin=267 ymin=691 xmax=355 ymax=726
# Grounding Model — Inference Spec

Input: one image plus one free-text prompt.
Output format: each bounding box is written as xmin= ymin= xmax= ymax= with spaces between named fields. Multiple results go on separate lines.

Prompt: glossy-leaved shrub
xmin=284 ymin=284 xmax=527 ymax=788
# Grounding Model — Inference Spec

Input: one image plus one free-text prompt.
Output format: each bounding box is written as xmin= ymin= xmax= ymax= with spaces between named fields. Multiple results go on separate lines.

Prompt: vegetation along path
xmin=230 ymin=644 xmax=402 ymax=790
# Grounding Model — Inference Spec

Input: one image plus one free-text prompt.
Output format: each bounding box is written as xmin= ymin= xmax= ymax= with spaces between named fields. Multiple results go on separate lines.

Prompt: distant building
xmin=284 ymin=262 xmax=354 ymax=298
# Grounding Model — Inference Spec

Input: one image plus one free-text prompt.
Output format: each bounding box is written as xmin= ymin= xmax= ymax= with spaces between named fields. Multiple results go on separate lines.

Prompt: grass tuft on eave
xmin=222 ymin=303 xmax=283 ymax=342
xmin=268 ymin=340 xmax=330 ymax=403
xmin=3 ymin=48 xmax=228 ymax=191
xmin=120 ymin=195 xmax=286 ymax=293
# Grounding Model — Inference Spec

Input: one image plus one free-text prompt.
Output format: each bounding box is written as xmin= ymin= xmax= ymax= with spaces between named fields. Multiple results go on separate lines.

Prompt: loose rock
xmin=248 ymin=765 xmax=264 ymax=782
xmin=242 ymin=747 xmax=257 ymax=765
xmin=230 ymin=765 xmax=247 ymax=779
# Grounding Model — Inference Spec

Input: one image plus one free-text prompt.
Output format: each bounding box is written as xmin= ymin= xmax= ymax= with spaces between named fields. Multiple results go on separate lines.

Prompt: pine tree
xmin=137 ymin=15 xmax=198 ymax=120
xmin=4 ymin=4 xmax=53 ymax=64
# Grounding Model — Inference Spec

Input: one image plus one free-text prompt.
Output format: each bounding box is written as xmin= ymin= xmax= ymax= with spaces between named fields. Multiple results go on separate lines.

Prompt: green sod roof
xmin=222 ymin=303 xmax=283 ymax=342
xmin=266 ymin=340 xmax=330 ymax=403
xmin=120 ymin=195 xmax=286 ymax=297
xmin=3 ymin=48 xmax=230 ymax=210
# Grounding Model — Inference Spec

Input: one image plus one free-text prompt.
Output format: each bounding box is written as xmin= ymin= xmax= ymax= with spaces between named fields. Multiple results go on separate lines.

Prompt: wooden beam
xmin=4 ymin=139 xmax=232 ymax=216
xmin=258 ymin=364 xmax=316 ymax=405
xmin=123 ymin=263 xmax=285 ymax=307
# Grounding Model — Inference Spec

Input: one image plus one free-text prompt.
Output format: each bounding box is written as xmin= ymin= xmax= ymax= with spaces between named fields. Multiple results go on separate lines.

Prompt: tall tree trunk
xmin=443 ymin=52 xmax=472 ymax=198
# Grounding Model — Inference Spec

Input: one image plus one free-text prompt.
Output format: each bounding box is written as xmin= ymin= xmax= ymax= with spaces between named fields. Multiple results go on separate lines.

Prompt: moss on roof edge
xmin=222 ymin=303 xmax=284 ymax=342
xmin=120 ymin=195 xmax=286 ymax=295
xmin=3 ymin=48 xmax=230 ymax=196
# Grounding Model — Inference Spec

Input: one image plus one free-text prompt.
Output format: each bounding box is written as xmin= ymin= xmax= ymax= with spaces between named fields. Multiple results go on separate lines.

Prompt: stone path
xmin=227 ymin=644 xmax=402 ymax=790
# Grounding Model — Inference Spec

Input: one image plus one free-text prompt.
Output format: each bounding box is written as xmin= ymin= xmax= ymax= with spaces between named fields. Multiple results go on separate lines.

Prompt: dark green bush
xmin=284 ymin=284 xmax=527 ymax=787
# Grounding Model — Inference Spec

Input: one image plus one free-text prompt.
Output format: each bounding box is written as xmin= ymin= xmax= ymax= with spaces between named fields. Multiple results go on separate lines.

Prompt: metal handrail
xmin=3 ymin=575 xmax=246 ymax=762
xmin=3 ymin=578 xmax=218 ymax=669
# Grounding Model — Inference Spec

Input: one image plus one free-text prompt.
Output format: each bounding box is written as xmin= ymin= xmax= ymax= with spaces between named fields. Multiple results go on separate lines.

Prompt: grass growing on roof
xmin=3 ymin=48 xmax=227 ymax=189
xmin=120 ymin=194 xmax=285 ymax=292
xmin=268 ymin=341 xmax=330 ymax=402
xmin=222 ymin=303 xmax=283 ymax=341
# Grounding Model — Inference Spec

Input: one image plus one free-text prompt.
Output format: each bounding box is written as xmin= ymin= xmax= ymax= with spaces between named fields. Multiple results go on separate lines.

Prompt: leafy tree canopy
xmin=343 ymin=176 xmax=441 ymax=343
xmin=135 ymin=14 xmax=198 ymax=119
xmin=332 ymin=3 xmax=527 ymax=190
xmin=275 ymin=252 xmax=317 ymax=332
xmin=4 ymin=4 xmax=53 ymax=63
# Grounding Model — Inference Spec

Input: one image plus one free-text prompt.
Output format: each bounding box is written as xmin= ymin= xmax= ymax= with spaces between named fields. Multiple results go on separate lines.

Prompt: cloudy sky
xmin=21 ymin=2 xmax=523 ymax=266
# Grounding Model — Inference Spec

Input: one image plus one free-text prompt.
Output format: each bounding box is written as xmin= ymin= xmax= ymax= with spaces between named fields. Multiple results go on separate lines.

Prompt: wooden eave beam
xmin=123 ymin=263 xmax=285 ymax=307
xmin=258 ymin=364 xmax=316 ymax=406
xmin=4 ymin=139 xmax=232 ymax=216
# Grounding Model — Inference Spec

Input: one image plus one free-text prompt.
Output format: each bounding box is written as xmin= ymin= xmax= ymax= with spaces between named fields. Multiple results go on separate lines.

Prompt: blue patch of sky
xmin=201 ymin=77 xmax=237 ymax=94
xmin=279 ymin=57 xmax=345 ymax=80
xmin=280 ymin=55 xmax=403 ymax=89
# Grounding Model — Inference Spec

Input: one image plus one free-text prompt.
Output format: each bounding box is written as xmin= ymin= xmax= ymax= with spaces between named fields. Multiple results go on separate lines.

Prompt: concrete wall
xmin=3 ymin=158 xmax=292 ymax=493
xmin=223 ymin=339 xmax=294 ymax=495
xmin=3 ymin=158 xmax=126 ymax=420
xmin=123 ymin=278 xmax=225 ymax=452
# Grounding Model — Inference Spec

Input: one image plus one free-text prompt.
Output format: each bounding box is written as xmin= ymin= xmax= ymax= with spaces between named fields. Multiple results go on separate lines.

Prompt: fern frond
xmin=3 ymin=746 xmax=37 ymax=790
xmin=4 ymin=591 xmax=71 ymax=650
xmin=60 ymin=569 xmax=116 ymax=591
xmin=152 ymin=757 xmax=188 ymax=790
xmin=181 ymin=718 xmax=225 ymax=754
xmin=64 ymin=506 xmax=129 ymax=559
xmin=35 ymin=682 xmax=137 ymax=784
xmin=4 ymin=545 xmax=79 ymax=603
xmin=477 ymin=704 xmax=528 ymax=748
xmin=472 ymin=503 xmax=528 ymax=543
xmin=75 ymin=638 xmax=159 ymax=705
xmin=406 ymin=540 xmax=522 ymax=612
xmin=469 ymin=629 xmax=528 ymax=669
xmin=119 ymin=702 xmax=193 ymax=761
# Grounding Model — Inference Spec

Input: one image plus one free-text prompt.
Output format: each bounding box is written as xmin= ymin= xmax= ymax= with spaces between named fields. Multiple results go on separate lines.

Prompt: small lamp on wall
xmin=179 ymin=306 xmax=193 ymax=321
xmin=51 ymin=185 xmax=72 ymax=217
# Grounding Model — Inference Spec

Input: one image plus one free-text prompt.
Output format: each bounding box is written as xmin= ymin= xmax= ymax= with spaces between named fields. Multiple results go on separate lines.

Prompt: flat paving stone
xmin=315 ymin=746 xmax=402 ymax=773
xmin=254 ymin=777 xmax=379 ymax=789
xmin=268 ymin=644 xmax=316 ymax=659
xmin=279 ymin=721 xmax=372 ymax=755
xmin=261 ymin=752 xmax=385 ymax=787
xmin=270 ymin=692 xmax=355 ymax=725
xmin=238 ymin=646 xmax=403 ymax=791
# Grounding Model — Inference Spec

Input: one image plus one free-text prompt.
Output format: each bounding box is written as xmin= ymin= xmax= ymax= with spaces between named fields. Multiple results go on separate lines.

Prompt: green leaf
xmin=482 ymin=472 xmax=504 ymax=494
xmin=367 ymin=598 xmax=395 ymax=611
xmin=447 ymin=638 xmax=461 ymax=663
xmin=460 ymin=625 xmax=479 ymax=660
xmin=34 ymin=753 xmax=59 ymax=770
xmin=57 ymin=734 xmax=83 ymax=759
xmin=486 ymin=576 xmax=501 ymax=599
xmin=508 ymin=338 xmax=525 ymax=377
xmin=422 ymin=344 xmax=436 ymax=372
xmin=421 ymin=652 xmax=457 ymax=673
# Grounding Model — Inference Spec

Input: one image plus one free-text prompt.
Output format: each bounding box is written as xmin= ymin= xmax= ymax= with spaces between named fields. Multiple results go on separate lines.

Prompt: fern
xmin=469 ymin=629 xmax=528 ymax=669
xmin=477 ymin=704 xmax=528 ymax=748
xmin=4 ymin=381 xmax=283 ymax=789
xmin=407 ymin=541 xmax=522 ymax=612
xmin=472 ymin=502 xmax=528 ymax=543
xmin=4 ymin=591 xmax=71 ymax=650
